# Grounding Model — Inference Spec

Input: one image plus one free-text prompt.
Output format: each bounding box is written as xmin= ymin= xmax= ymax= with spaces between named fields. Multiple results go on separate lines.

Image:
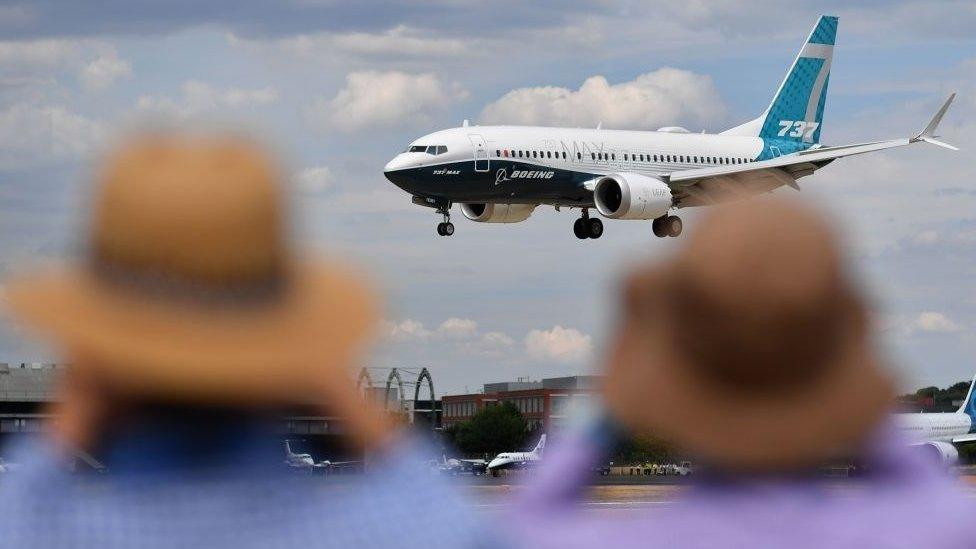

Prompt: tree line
xmin=442 ymin=379 xmax=974 ymax=465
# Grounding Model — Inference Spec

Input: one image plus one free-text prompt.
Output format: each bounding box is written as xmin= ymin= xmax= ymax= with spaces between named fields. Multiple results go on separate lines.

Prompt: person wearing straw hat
xmin=507 ymin=197 xmax=976 ymax=548
xmin=0 ymin=133 xmax=488 ymax=548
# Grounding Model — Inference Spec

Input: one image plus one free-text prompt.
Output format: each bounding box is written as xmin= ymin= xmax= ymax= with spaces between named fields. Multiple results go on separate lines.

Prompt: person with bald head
xmin=509 ymin=197 xmax=976 ymax=548
xmin=0 ymin=133 xmax=489 ymax=548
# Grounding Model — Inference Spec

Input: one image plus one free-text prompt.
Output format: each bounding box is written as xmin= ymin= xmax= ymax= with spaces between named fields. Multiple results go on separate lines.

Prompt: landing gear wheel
xmin=666 ymin=216 xmax=682 ymax=237
xmin=587 ymin=218 xmax=604 ymax=239
xmin=435 ymin=204 xmax=454 ymax=236
xmin=573 ymin=218 xmax=587 ymax=239
xmin=437 ymin=222 xmax=455 ymax=236
xmin=652 ymin=216 xmax=667 ymax=238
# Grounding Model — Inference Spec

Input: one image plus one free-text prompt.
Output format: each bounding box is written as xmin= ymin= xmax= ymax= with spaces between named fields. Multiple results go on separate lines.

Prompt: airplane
xmin=439 ymin=454 xmax=488 ymax=476
xmin=894 ymin=374 xmax=976 ymax=466
xmin=283 ymin=440 xmax=361 ymax=473
xmin=284 ymin=440 xmax=317 ymax=470
xmin=384 ymin=15 xmax=957 ymax=239
xmin=486 ymin=434 xmax=546 ymax=477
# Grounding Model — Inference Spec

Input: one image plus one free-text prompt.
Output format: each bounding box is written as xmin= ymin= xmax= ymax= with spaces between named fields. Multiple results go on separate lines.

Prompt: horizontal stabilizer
xmin=951 ymin=433 xmax=976 ymax=445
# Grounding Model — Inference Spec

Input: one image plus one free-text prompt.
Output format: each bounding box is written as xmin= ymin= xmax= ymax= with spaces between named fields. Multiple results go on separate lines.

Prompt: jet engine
xmin=460 ymin=203 xmax=536 ymax=223
xmin=593 ymin=173 xmax=673 ymax=220
xmin=914 ymin=441 xmax=959 ymax=467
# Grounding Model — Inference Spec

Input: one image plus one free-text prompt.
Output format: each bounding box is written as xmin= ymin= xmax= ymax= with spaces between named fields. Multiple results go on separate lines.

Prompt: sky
xmin=0 ymin=1 xmax=974 ymax=396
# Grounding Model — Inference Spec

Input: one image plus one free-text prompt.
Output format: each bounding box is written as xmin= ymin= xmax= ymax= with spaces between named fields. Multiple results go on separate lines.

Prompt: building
xmin=0 ymin=362 xmax=61 ymax=435
xmin=441 ymin=375 xmax=602 ymax=432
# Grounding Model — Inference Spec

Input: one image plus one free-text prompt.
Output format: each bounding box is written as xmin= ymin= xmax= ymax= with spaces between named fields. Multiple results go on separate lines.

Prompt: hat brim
xmin=613 ymin=266 xmax=893 ymax=471
xmin=6 ymin=261 xmax=378 ymax=404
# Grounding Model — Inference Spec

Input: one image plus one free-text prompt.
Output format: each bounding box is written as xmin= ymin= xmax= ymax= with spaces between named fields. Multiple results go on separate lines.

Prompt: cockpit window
xmin=407 ymin=145 xmax=448 ymax=155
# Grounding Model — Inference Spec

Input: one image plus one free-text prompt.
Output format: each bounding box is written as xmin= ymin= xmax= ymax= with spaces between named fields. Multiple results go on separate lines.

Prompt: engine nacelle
xmin=914 ymin=441 xmax=959 ymax=467
xmin=593 ymin=173 xmax=673 ymax=220
xmin=460 ymin=203 xmax=536 ymax=223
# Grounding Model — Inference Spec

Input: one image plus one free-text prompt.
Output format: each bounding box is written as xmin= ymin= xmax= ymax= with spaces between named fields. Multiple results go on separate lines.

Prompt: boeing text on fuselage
xmin=383 ymin=15 xmax=957 ymax=239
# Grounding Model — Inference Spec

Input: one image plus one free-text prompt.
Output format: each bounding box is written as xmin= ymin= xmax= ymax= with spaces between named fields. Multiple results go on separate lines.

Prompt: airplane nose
xmin=384 ymin=153 xmax=415 ymax=174
xmin=384 ymin=154 xmax=420 ymax=188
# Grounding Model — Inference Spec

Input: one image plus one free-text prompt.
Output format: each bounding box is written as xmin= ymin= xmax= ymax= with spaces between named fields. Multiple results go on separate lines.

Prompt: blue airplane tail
xmin=959 ymin=375 xmax=976 ymax=431
xmin=723 ymin=16 xmax=837 ymax=153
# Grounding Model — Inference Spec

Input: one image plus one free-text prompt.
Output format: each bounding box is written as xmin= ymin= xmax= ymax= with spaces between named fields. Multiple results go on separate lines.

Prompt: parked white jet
xmin=487 ymin=434 xmax=546 ymax=477
xmin=283 ymin=440 xmax=360 ymax=472
xmin=895 ymin=375 xmax=976 ymax=466
xmin=385 ymin=15 xmax=957 ymax=239
xmin=439 ymin=455 xmax=488 ymax=475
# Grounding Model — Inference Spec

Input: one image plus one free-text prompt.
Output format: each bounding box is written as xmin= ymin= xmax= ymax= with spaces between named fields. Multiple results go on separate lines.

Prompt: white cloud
xmin=382 ymin=318 xmax=432 ymax=342
xmin=232 ymin=25 xmax=470 ymax=60
xmin=524 ymin=326 xmax=592 ymax=363
xmin=311 ymin=71 xmax=468 ymax=132
xmin=80 ymin=52 xmax=132 ymax=90
xmin=136 ymin=80 xmax=278 ymax=117
xmin=382 ymin=317 xmax=481 ymax=342
xmin=379 ymin=317 xmax=528 ymax=358
xmin=0 ymin=102 xmax=104 ymax=169
xmin=912 ymin=312 xmax=964 ymax=333
xmin=296 ymin=166 xmax=333 ymax=193
xmin=436 ymin=317 xmax=478 ymax=339
xmin=479 ymin=68 xmax=726 ymax=130
xmin=0 ymin=39 xmax=83 ymax=70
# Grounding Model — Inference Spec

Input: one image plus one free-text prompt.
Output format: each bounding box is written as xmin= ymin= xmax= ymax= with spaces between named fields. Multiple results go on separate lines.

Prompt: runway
xmin=460 ymin=476 xmax=976 ymax=515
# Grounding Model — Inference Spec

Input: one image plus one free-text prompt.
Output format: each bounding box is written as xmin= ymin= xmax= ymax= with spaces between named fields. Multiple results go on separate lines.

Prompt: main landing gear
xmin=435 ymin=205 xmax=455 ymax=237
xmin=573 ymin=209 xmax=603 ymax=240
xmin=652 ymin=215 xmax=682 ymax=238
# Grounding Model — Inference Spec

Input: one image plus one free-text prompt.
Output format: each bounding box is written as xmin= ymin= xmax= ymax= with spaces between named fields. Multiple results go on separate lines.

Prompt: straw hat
xmin=605 ymin=197 xmax=893 ymax=471
xmin=6 ymin=134 xmax=378 ymax=404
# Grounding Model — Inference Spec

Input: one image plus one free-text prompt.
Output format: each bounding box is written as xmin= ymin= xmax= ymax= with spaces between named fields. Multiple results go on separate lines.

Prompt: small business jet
xmin=894 ymin=375 xmax=976 ymax=466
xmin=439 ymin=455 xmax=488 ymax=475
xmin=384 ymin=15 xmax=956 ymax=239
xmin=283 ymin=441 xmax=361 ymax=473
xmin=486 ymin=434 xmax=546 ymax=477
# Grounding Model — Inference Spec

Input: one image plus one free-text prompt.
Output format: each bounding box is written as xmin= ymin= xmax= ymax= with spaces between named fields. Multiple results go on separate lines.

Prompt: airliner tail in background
xmin=896 ymin=374 xmax=976 ymax=466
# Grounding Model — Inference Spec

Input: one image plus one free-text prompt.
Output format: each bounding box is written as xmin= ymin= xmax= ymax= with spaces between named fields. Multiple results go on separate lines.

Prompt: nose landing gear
xmin=652 ymin=215 xmax=682 ymax=238
xmin=573 ymin=209 xmax=604 ymax=239
xmin=435 ymin=205 xmax=454 ymax=237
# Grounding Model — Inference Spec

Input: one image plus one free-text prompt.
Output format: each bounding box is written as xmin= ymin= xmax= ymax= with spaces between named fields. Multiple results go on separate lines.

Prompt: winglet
xmin=913 ymin=93 xmax=958 ymax=150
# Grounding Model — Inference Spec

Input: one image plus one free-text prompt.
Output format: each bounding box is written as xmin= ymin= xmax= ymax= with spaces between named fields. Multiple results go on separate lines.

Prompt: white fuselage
xmin=487 ymin=450 xmax=541 ymax=471
xmin=894 ymin=412 xmax=973 ymax=444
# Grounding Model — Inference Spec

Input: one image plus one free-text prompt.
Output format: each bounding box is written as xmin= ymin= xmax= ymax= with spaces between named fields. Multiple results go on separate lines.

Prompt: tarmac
xmin=458 ymin=473 xmax=976 ymax=516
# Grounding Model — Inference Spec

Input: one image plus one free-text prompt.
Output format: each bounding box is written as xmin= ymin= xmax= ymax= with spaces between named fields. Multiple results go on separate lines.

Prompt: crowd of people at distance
xmin=1 ymin=132 xmax=975 ymax=548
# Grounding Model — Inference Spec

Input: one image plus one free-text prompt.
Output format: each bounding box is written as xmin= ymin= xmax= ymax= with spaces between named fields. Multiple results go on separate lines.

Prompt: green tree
xmin=611 ymin=433 xmax=674 ymax=465
xmin=448 ymin=402 xmax=529 ymax=458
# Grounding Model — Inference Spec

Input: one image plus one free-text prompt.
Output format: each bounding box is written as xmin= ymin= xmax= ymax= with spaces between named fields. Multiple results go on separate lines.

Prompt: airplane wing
xmin=666 ymin=94 xmax=957 ymax=206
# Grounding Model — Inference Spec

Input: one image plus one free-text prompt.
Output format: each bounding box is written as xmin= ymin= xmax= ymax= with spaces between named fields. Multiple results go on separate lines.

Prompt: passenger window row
xmin=494 ymin=147 xmax=752 ymax=166
xmin=497 ymin=149 xmax=567 ymax=160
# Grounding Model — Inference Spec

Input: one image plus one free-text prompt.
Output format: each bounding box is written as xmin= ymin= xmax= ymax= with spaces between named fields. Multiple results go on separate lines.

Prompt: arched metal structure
xmin=413 ymin=367 xmax=435 ymax=410
xmin=355 ymin=368 xmax=373 ymax=395
xmin=384 ymin=368 xmax=405 ymax=412
xmin=355 ymin=367 xmax=438 ymax=428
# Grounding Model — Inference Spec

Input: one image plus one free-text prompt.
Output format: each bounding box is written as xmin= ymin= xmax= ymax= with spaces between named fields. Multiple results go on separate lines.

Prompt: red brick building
xmin=441 ymin=376 xmax=601 ymax=432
